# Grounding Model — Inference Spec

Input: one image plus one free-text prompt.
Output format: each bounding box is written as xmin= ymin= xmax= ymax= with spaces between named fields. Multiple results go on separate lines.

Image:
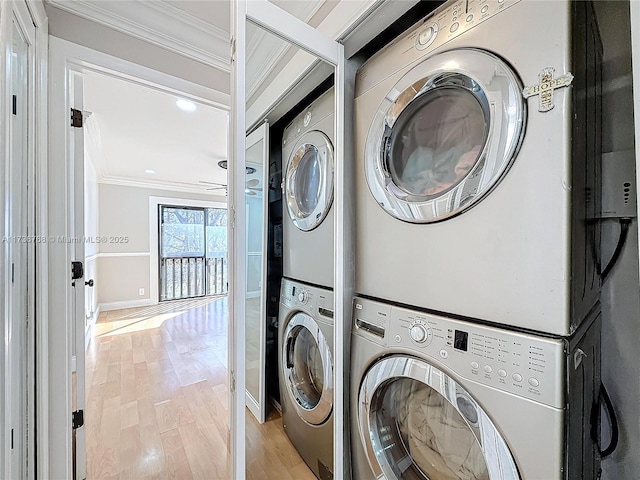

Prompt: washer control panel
xmin=280 ymin=278 xmax=334 ymax=320
xmin=281 ymin=279 xmax=315 ymax=311
xmin=353 ymin=297 xmax=564 ymax=409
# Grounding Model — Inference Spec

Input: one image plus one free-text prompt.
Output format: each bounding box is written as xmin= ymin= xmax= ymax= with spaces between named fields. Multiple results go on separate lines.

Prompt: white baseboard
xmin=99 ymin=298 xmax=155 ymax=312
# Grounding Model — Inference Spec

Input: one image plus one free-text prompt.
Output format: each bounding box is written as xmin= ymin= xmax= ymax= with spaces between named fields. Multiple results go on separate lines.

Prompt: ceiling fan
xmin=199 ymin=178 xmax=262 ymax=196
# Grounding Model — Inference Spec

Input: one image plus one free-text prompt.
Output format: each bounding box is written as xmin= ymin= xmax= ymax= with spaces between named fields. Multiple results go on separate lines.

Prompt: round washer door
xmin=282 ymin=312 xmax=333 ymax=425
xmin=285 ymin=130 xmax=334 ymax=231
xmin=358 ymin=356 xmax=520 ymax=480
xmin=365 ymin=48 xmax=525 ymax=223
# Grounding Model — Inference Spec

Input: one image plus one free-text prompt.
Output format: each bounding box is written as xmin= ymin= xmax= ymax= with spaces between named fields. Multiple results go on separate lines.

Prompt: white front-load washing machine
xmin=278 ymin=278 xmax=334 ymax=479
xmin=354 ymin=0 xmax=602 ymax=336
xmin=282 ymin=88 xmax=334 ymax=289
xmin=350 ymin=297 xmax=602 ymax=480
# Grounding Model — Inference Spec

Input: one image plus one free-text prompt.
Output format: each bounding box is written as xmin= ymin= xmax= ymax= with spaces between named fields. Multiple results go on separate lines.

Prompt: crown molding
xmin=47 ymin=0 xmax=231 ymax=72
xmin=99 ymin=174 xmax=227 ymax=197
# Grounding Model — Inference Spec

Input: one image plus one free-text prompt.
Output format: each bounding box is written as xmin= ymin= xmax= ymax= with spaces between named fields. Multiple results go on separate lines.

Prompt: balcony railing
xmin=160 ymin=256 xmax=227 ymax=301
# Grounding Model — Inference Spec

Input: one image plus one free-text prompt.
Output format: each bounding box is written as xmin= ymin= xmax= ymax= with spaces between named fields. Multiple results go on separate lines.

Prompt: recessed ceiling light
xmin=145 ymin=169 xmax=156 ymax=174
xmin=176 ymin=99 xmax=197 ymax=112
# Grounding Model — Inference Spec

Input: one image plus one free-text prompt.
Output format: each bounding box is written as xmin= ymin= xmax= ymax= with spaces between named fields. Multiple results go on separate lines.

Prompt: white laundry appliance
xmin=354 ymin=0 xmax=602 ymax=336
xmin=350 ymin=297 xmax=601 ymax=480
xmin=282 ymin=88 xmax=335 ymax=289
xmin=278 ymin=278 xmax=334 ymax=479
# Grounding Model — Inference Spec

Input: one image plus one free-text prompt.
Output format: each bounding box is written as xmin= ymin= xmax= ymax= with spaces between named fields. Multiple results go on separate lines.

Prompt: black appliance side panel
xmin=565 ymin=307 xmax=602 ymax=479
xmin=571 ymin=0 xmax=604 ymax=331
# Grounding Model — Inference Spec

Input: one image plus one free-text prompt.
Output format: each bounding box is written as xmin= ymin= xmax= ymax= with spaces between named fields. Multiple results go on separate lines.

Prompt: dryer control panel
xmin=282 ymin=88 xmax=334 ymax=151
xmin=356 ymin=0 xmax=522 ymax=96
xmin=353 ymin=297 xmax=565 ymax=409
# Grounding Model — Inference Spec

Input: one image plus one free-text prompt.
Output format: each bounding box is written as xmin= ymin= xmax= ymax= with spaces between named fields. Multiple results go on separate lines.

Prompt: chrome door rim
xmin=358 ymin=355 xmax=520 ymax=479
xmin=285 ymin=130 xmax=334 ymax=231
xmin=364 ymin=48 xmax=525 ymax=223
xmin=282 ymin=312 xmax=333 ymax=425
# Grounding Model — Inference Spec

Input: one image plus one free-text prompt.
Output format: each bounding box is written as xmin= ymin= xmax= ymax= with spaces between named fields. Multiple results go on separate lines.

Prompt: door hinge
xmin=12 ymin=95 xmax=17 ymax=115
xmin=72 ymin=410 xmax=84 ymax=429
xmin=71 ymin=108 xmax=83 ymax=128
xmin=11 ymin=263 xmax=14 ymax=284
xmin=10 ymin=428 xmax=13 ymax=449
xmin=71 ymin=261 xmax=84 ymax=283
xmin=230 ymin=206 xmax=236 ymax=229
xmin=230 ymin=370 xmax=236 ymax=393
xmin=230 ymin=37 xmax=236 ymax=64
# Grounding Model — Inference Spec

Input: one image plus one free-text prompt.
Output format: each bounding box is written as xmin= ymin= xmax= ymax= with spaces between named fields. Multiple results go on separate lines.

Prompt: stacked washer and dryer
xmin=277 ymin=88 xmax=336 ymax=479
xmin=351 ymin=1 xmax=604 ymax=479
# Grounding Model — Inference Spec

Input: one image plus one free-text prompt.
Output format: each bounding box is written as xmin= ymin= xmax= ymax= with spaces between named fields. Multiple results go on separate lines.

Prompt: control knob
xmin=298 ymin=290 xmax=309 ymax=304
xmin=410 ymin=324 xmax=428 ymax=343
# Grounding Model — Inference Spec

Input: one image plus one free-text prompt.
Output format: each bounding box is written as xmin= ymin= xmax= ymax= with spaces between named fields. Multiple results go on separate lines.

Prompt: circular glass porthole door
xmin=282 ymin=312 xmax=333 ymax=425
xmin=358 ymin=356 xmax=520 ymax=480
xmin=285 ymin=130 xmax=334 ymax=231
xmin=365 ymin=48 xmax=525 ymax=223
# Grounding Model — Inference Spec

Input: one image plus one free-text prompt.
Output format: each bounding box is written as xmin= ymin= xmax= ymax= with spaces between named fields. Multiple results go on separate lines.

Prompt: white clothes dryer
xmin=350 ymin=297 xmax=601 ymax=480
xmin=278 ymin=278 xmax=334 ymax=479
xmin=282 ymin=88 xmax=334 ymax=288
xmin=354 ymin=0 xmax=602 ymax=335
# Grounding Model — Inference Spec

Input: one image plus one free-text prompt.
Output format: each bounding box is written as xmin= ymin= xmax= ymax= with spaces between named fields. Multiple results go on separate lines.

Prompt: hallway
xmin=85 ymin=297 xmax=312 ymax=479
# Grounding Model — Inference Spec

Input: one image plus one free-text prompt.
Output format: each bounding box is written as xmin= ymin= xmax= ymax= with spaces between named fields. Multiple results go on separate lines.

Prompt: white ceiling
xmin=83 ymin=71 xmax=230 ymax=192
xmin=59 ymin=0 xmax=331 ymax=192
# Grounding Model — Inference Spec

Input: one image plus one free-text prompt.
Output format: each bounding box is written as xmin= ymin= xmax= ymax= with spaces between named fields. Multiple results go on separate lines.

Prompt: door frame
xmin=44 ymin=36 xmax=229 ymax=479
xmin=0 ymin=0 xmax=46 ymax=478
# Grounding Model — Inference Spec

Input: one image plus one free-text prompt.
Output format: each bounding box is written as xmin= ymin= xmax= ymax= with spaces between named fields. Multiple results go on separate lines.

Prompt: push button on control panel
xmin=484 ymin=365 xmax=493 ymax=373
xmin=471 ymin=361 xmax=479 ymax=369
xmin=528 ymin=377 xmax=540 ymax=387
xmin=498 ymin=369 xmax=507 ymax=378
xmin=512 ymin=373 xmax=523 ymax=382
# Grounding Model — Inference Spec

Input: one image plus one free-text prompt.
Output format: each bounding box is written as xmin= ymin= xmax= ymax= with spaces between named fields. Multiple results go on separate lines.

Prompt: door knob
xmin=85 ymin=279 xmax=94 ymax=287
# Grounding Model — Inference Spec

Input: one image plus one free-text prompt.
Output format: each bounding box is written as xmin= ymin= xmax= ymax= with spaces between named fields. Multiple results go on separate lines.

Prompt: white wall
xmin=97 ymin=183 xmax=226 ymax=309
xmin=45 ymin=4 xmax=229 ymax=93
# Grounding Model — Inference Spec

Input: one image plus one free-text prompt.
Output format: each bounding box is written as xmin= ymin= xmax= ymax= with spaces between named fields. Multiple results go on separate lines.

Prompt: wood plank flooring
xmin=86 ymin=296 xmax=315 ymax=479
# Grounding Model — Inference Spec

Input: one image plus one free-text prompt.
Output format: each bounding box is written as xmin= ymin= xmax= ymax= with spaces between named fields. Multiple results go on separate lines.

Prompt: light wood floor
xmin=86 ymin=296 xmax=315 ymax=480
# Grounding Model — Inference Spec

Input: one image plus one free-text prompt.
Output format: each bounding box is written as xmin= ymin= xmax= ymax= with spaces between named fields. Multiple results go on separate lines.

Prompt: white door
xmin=245 ymin=122 xmax=269 ymax=422
xmin=233 ymin=2 xmax=347 ymax=477
xmin=5 ymin=3 xmax=35 ymax=478
xmin=69 ymin=70 xmax=87 ymax=480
